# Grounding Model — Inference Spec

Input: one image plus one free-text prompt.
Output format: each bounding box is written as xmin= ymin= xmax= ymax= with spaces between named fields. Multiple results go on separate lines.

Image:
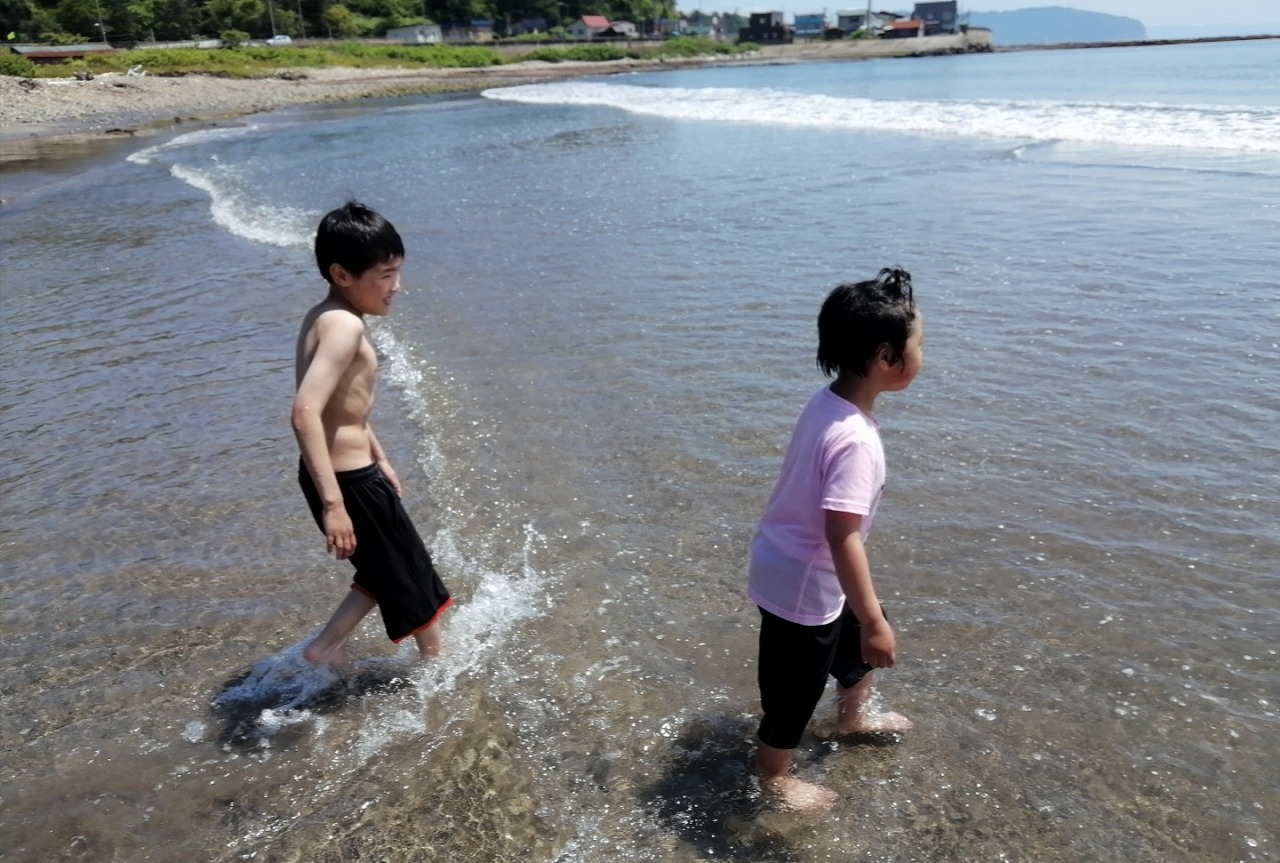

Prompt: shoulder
xmin=311 ymin=304 xmax=364 ymax=333
xmin=307 ymin=305 xmax=367 ymax=346
xmin=822 ymin=405 xmax=880 ymax=458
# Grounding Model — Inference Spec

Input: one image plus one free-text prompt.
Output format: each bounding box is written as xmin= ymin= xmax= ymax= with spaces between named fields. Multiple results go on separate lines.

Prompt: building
xmin=912 ymin=1 xmax=959 ymax=35
xmin=510 ymin=17 xmax=548 ymax=36
xmin=567 ymin=15 xmax=611 ymax=39
xmin=881 ymin=19 xmax=925 ymax=38
xmin=597 ymin=21 xmax=640 ymax=38
xmin=386 ymin=24 xmax=443 ymax=43
xmin=835 ymin=10 xmax=901 ymax=33
xmin=794 ymin=13 xmax=827 ymax=39
xmin=738 ymin=11 xmax=792 ymax=44
xmin=654 ymin=18 xmax=687 ymax=37
xmin=9 ymin=42 xmax=115 ymax=62
xmin=443 ymin=20 xmax=494 ymax=42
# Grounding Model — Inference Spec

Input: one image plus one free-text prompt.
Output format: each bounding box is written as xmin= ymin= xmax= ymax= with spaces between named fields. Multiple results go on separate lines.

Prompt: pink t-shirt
xmin=748 ymin=386 xmax=885 ymax=625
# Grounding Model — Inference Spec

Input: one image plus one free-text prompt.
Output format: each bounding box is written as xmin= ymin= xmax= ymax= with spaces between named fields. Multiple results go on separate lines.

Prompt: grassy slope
xmin=28 ymin=38 xmax=756 ymax=78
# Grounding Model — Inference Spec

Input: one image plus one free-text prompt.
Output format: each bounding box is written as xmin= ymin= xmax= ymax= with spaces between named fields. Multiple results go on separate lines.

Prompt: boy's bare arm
xmin=367 ymin=428 xmax=401 ymax=496
xmin=825 ymin=509 xmax=897 ymax=668
xmin=292 ymin=312 xmax=364 ymax=559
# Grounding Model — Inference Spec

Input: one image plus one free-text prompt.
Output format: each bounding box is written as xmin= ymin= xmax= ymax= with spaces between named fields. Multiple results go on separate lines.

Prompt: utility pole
xmin=94 ymin=0 xmax=107 ymax=44
xmin=267 ymin=0 xmax=278 ymax=36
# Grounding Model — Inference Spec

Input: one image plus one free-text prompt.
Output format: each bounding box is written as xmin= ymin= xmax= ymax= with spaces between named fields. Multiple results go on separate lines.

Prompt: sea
xmin=1 ymin=38 xmax=1277 ymax=863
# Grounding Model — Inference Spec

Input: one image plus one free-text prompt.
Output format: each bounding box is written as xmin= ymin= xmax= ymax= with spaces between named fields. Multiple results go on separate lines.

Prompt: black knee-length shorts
xmin=300 ymin=462 xmax=452 ymax=643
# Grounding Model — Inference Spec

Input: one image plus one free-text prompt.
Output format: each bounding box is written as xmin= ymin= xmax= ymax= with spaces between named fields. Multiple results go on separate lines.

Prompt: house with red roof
xmin=881 ymin=19 xmax=925 ymax=37
xmin=567 ymin=15 xmax=611 ymax=39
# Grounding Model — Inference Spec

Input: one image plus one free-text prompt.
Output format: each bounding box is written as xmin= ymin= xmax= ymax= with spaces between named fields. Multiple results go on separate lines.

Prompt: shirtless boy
xmin=293 ymin=201 xmax=451 ymax=667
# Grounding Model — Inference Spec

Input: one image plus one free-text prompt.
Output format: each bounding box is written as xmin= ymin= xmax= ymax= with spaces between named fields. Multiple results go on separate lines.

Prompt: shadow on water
xmin=209 ymin=644 xmax=412 ymax=750
xmin=640 ymin=714 xmax=800 ymax=863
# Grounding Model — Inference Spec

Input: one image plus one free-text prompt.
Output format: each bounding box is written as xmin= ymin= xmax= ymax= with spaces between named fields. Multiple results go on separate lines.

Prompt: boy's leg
xmin=410 ymin=618 xmax=444 ymax=660
xmin=304 ymin=588 xmax=377 ymax=668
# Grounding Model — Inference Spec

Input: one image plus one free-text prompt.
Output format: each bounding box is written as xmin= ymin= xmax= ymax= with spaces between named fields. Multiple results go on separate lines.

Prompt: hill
xmin=969 ymin=6 xmax=1146 ymax=46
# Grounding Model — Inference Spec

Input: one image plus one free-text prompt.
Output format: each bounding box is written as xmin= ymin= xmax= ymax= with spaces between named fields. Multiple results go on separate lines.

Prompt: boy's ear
xmin=875 ymin=343 xmax=895 ymax=367
xmin=328 ymin=262 xmax=352 ymax=286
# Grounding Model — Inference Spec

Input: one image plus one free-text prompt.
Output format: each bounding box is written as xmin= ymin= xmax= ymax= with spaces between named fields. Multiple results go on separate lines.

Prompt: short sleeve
xmin=819 ymin=439 xmax=879 ymax=515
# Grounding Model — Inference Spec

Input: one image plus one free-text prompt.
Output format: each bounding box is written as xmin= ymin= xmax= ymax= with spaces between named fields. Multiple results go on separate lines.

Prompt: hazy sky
xmin=676 ymin=2 xmax=1280 ymax=28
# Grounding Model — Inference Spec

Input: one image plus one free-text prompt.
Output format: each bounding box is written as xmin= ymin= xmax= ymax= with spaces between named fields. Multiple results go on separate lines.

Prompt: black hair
xmin=314 ymin=200 xmax=405 ymax=284
xmin=816 ymin=267 xmax=916 ymax=379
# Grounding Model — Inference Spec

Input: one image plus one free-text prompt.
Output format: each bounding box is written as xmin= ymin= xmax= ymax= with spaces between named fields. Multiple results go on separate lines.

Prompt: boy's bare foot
xmin=835 ymin=710 xmax=913 ymax=736
xmin=761 ymin=775 xmax=838 ymax=812
xmin=302 ymin=639 xmax=355 ymax=673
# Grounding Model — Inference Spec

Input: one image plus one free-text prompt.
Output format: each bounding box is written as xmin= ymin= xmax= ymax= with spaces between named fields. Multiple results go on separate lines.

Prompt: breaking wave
xmin=483 ymin=81 xmax=1280 ymax=153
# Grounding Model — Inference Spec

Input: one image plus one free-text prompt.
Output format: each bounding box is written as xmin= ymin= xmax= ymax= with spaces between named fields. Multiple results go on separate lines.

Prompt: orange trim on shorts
xmin=349 ymin=582 xmax=377 ymax=601
xmin=393 ymin=596 xmax=455 ymax=645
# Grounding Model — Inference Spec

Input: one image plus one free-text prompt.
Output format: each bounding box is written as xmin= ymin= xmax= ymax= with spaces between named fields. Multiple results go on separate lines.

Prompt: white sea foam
xmin=168 ymin=163 xmax=313 ymax=248
xmin=483 ymin=82 xmax=1280 ymax=153
xmin=127 ymin=125 xmax=259 ymax=166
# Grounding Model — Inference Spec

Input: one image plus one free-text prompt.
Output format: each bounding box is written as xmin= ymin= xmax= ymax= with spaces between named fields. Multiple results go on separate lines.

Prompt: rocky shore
xmin=0 ymin=62 xmax=646 ymax=160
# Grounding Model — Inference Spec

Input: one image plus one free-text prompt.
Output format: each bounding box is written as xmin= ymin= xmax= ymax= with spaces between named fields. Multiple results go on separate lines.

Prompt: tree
xmin=207 ymin=0 xmax=266 ymax=34
xmin=53 ymin=0 xmax=103 ymax=38
xmin=321 ymin=1 xmax=357 ymax=36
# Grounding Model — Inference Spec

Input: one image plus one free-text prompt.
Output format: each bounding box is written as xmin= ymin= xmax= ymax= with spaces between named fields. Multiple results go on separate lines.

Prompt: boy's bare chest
xmin=344 ymin=336 xmax=379 ymax=392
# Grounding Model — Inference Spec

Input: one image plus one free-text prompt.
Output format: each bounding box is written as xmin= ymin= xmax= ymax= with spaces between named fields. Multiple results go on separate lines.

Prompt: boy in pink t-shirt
xmin=748 ymin=268 xmax=923 ymax=811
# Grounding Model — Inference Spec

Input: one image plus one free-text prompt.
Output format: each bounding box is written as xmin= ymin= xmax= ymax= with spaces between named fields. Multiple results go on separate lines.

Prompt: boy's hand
xmin=861 ymin=618 xmax=897 ymax=669
xmin=323 ymin=503 xmax=357 ymax=559
xmin=378 ymin=460 xmax=402 ymax=497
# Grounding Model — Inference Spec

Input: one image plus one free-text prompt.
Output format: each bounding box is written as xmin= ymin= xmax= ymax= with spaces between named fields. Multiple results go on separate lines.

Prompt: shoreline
xmin=2 ymin=32 xmax=1275 ymax=167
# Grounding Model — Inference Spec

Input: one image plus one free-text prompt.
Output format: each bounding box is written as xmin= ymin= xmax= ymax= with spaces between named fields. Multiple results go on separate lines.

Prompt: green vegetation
xmin=521 ymin=36 xmax=752 ymax=63
xmin=26 ymin=42 xmax=505 ymax=76
xmin=18 ymin=36 xmax=755 ymax=77
xmin=655 ymin=35 xmax=748 ymax=56
xmin=0 ymin=51 xmax=38 ymax=76
xmin=521 ymin=44 xmax=629 ymax=62
xmin=0 ymin=0 xmax=726 ymax=45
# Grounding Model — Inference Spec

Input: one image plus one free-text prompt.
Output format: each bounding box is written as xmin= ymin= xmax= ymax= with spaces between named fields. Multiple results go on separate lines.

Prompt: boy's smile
xmin=331 ymin=257 xmax=403 ymax=317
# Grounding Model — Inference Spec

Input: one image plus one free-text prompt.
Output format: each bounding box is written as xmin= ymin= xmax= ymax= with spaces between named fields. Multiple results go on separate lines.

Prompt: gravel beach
xmin=0 ymin=61 xmax=663 ymax=161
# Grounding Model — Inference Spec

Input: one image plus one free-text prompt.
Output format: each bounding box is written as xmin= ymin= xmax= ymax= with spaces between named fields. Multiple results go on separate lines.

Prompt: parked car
xmin=265 ymin=34 xmax=293 ymax=45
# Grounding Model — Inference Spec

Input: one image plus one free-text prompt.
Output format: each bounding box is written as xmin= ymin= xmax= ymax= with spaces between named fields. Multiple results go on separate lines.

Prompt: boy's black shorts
xmin=756 ymin=605 xmax=877 ymax=751
xmin=299 ymin=462 xmax=452 ymax=643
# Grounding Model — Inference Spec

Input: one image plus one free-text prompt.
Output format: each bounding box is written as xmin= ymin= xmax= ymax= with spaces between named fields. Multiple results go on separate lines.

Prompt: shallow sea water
xmin=1 ymin=39 xmax=1278 ymax=862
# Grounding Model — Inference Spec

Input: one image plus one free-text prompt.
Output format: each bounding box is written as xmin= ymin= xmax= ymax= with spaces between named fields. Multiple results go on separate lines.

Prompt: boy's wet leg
xmin=303 ymin=589 xmax=377 ymax=670
xmin=411 ymin=619 xmax=444 ymax=661
xmin=835 ymin=672 xmax=913 ymax=735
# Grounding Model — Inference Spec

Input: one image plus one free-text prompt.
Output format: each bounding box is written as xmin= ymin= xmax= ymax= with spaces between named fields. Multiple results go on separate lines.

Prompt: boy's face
xmin=883 ymin=312 xmax=924 ymax=391
xmin=330 ymin=257 xmax=403 ymax=317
